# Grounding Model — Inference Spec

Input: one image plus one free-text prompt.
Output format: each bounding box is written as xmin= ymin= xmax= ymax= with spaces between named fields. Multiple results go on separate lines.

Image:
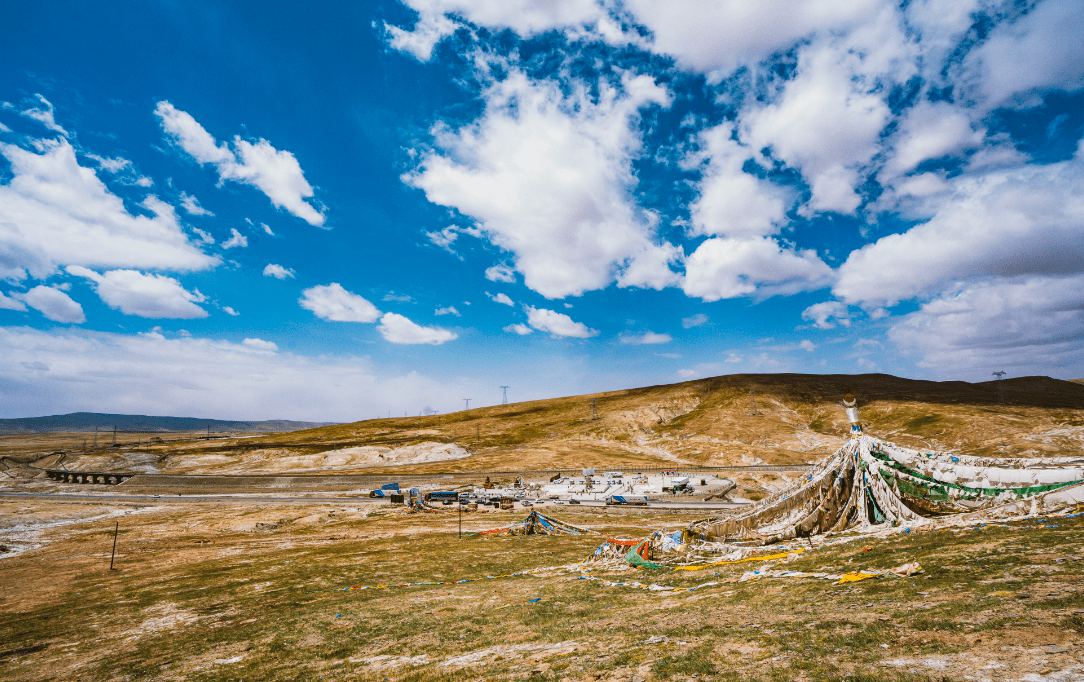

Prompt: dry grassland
xmin=3 ymin=373 xmax=1083 ymax=680
xmin=1 ymin=498 xmax=1083 ymax=681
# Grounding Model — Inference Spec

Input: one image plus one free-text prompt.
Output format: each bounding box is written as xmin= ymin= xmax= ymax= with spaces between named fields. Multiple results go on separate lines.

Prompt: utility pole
xmin=749 ymin=390 xmax=759 ymax=416
xmin=112 ymin=426 xmax=117 ymax=445
xmin=992 ymin=371 xmax=1006 ymax=405
xmin=463 ymin=398 xmax=471 ymax=411
xmin=590 ymin=398 xmax=598 ymax=420
xmin=109 ymin=522 xmax=119 ymax=571
xmin=500 ymin=386 xmax=509 ymax=405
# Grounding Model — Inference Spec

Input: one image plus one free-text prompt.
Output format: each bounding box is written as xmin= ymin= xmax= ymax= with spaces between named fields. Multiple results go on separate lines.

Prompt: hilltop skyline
xmin=1 ymin=0 xmax=1082 ymax=421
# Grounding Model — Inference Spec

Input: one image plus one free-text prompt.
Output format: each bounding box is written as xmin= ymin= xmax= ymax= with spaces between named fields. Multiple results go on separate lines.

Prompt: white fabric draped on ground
xmin=689 ymin=435 xmax=1084 ymax=545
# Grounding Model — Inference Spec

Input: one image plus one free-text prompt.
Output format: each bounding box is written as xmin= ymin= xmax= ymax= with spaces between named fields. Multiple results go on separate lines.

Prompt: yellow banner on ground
xmin=836 ymin=571 xmax=878 ymax=584
xmin=673 ymin=547 xmax=804 ymax=571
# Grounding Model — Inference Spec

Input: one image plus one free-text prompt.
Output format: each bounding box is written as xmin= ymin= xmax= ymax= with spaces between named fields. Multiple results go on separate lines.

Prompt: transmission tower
xmin=749 ymin=390 xmax=759 ymax=416
xmin=463 ymin=398 xmax=471 ymax=411
xmin=500 ymin=386 xmax=509 ymax=405
xmin=590 ymin=397 xmax=598 ymax=420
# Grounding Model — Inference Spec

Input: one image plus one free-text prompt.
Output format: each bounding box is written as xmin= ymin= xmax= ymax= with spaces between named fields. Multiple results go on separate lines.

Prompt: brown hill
xmin=135 ymin=373 xmax=1084 ymax=475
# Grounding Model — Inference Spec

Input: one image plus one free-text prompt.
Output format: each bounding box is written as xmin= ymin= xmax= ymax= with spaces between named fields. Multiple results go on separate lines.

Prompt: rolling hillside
xmin=107 ymin=373 xmax=1084 ymax=475
xmin=0 ymin=412 xmax=337 ymax=434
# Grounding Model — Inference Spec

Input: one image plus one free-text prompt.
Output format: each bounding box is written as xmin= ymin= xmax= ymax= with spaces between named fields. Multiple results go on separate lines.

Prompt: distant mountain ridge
xmin=0 ymin=412 xmax=338 ymax=434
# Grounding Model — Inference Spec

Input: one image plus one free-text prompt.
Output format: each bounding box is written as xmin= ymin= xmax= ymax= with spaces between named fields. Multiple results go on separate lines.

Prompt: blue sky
xmin=1 ymin=0 xmax=1082 ymax=421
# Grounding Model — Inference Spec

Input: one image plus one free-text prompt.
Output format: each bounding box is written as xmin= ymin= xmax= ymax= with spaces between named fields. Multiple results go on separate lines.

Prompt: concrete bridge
xmin=45 ymin=469 xmax=135 ymax=485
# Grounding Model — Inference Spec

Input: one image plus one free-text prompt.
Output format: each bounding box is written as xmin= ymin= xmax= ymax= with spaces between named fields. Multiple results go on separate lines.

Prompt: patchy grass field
xmin=1 ymin=499 xmax=1083 ymax=681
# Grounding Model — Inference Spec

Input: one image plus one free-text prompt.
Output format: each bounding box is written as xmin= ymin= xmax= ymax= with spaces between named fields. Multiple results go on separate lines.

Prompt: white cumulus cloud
xmin=484 ymin=264 xmax=516 ymax=283
xmin=504 ymin=323 xmax=533 ymax=335
xmin=385 ymin=0 xmax=620 ymax=61
xmin=84 ymin=153 xmax=132 ymax=174
xmin=0 ymin=291 xmax=28 ymax=312
xmin=242 ymin=337 xmax=278 ymax=352
xmin=740 ymin=32 xmax=897 ymax=215
xmin=835 ymin=149 xmax=1084 ymax=307
xmin=263 ymin=263 xmax=296 ymax=279
xmin=0 ymin=138 xmax=218 ymax=281
xmin=385 ymin=6 xmax=459 ymax=61
xmin=299 ymin=283 xmax=381 ymax=323
xmin=486 ymin=291 xmax=514 ymax=306
xmin=801 ymin=301 xmax=852 ymax=329
xmin=681 ymin=313 xmax=708 ymax=328
xmin=377 ymin=312 xmax=457 ymax=345
xmin=683 ymin=237 xmax=833 ymax=301
xmin=221 ymin=228 xmax=248 ymax=249
xmin=155 ymin=101 xmax=325 ymax=227
xmin=427 ymin=226 xmax=461 ymax=255
xmin=435 ymin=305 xmax=460 ymax=316
xmin=960 ymin=0 xmax=1084 ymax=110
xmin=686 ymin=122 xmax=790 ymax=239
xmin=19 ymin=285 xmax=85 ymax=323
xmin=405 ymin=70 xmax=680 ymax=298
xmin=67 ymin=266 xmax=209 ymax=319
xmin=524 ymin=305 xmax=598 ymax=338
xmin=179 ymin=191 xmax=214 ymax=216
xmin=880 ymin=101 xmax=984 ymax=180
xmin=620 ymin=331 xmax=672 ymax=345
xmin=386 ymin=0 xmax=886 ymax=78
xmin=623 ymin=0 xmax=887 ymax=76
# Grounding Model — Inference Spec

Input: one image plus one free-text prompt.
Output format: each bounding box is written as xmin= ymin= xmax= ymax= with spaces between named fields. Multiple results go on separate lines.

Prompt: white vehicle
xmin=608 ymin=494 xmax=649 ymax=506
